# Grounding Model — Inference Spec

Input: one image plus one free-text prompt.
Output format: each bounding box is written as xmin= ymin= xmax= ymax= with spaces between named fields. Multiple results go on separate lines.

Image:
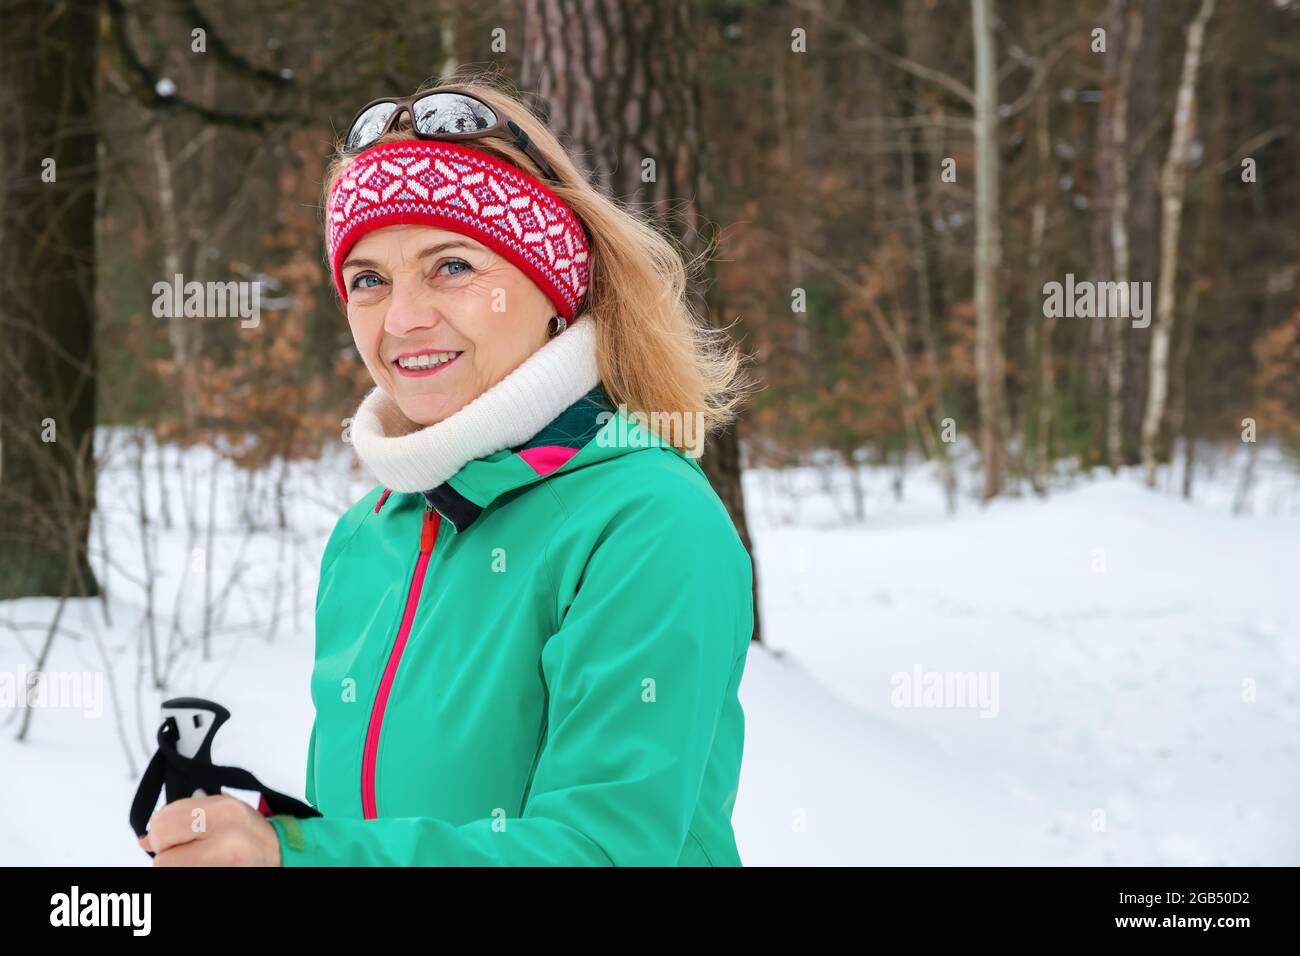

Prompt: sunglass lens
xmin=347 ymin=102 xmax=398 ymax=150
xmin=412 ymin=93 xmax=497 ymax=135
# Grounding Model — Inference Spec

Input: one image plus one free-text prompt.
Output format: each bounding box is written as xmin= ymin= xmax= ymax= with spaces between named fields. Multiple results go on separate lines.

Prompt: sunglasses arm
xmin=506 ymin=120 xmax=528 ymax=149
xmin=507 ymin=121 xmax=560 ymax=182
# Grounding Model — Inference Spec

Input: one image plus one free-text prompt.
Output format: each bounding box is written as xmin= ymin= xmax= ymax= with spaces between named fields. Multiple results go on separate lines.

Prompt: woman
xmin=139 ymin=78 xmax=756 ymax=867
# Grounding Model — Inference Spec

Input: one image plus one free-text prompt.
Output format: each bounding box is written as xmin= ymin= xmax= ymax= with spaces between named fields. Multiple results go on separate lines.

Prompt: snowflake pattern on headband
xmin=327 ymin=141 xmax=590 ymax=318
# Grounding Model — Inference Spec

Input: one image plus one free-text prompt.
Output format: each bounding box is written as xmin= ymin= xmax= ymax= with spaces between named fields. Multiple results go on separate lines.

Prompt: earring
xmin=547 ymin=315 xmax=567 ymax=337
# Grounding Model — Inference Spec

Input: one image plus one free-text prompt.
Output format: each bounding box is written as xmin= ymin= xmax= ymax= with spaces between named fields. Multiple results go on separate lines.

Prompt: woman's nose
xmin=383 ymin=278 xmax=440 ymax=338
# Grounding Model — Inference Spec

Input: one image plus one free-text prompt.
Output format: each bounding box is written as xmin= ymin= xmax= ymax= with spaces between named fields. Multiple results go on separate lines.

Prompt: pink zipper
xmin=361 ymin=502 xmax=440 ymax=818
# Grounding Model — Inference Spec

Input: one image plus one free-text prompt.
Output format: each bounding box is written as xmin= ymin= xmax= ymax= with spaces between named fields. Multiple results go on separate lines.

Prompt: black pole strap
xmin=130 ymin=710 xmax=320 ymax=857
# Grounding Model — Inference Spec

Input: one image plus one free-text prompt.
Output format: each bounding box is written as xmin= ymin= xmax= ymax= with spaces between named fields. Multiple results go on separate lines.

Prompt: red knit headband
xmin=326 ymin=139 xmax=591 ymax=319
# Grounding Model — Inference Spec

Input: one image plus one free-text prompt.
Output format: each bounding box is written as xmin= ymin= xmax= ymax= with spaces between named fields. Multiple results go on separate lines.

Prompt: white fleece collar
xmin=349 ymin=313 xmax=600 ymax=493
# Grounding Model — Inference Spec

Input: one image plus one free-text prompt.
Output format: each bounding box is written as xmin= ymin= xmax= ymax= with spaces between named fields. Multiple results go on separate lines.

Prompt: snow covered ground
xmin=2 ymin=431 xmax=1297 ymax=865
xmin=740 ymin=452 xmax=1300 ymax=865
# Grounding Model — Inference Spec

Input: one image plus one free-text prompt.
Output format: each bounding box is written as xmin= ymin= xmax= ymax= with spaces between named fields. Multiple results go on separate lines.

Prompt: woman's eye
xmin=351 ymin=273 xmax=384 ymax=291
xmin=438 ymin=259 xmax=472 ymax=277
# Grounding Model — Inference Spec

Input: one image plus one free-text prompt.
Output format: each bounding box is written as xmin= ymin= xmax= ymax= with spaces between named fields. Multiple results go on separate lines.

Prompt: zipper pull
xmin=420 ymin=504 xmax=440 ymax=553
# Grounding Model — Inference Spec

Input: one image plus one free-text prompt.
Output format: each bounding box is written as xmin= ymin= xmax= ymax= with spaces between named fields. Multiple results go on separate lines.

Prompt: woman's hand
xmin=139 ymin=794 xmax=281 ymax=866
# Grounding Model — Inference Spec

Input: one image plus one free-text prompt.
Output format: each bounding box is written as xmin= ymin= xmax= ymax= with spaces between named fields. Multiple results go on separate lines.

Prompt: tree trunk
xmin=1029 ymin=55 xmax=1055 ymax=494
xmin=0 ymin=0 xmax=101 ymax=599
xmin=1172 ymin=50 xmax=1227 ymax=498
xmin=1106 ymin=0 xmax=1141 ymax=471
xmin=521 ymin=0 xmax=761 ymax=639
xmin=902 ymin=126 xmax=956 ymax=512
xmin=148 ymin=123 xmax=199 ymax=431
xmin=971 ymin=0 xmax=1006 ymax=499
xmin=1125 ymin=0 xmax=1163 ymax=454
xmin=1140 ymin=0 xmax=1216 ymax=487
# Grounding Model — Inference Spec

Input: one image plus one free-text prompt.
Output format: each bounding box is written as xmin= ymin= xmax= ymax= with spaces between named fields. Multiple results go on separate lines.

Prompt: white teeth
xmin=397 ymin=351 xmax=459 ymax=370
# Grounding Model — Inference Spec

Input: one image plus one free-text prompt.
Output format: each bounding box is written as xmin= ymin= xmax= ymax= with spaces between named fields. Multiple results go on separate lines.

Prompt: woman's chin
xmin=394 ymin=389 xmax=456 ymax=427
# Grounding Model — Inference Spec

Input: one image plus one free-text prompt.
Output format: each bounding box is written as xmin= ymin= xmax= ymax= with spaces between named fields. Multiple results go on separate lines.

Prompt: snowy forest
xmin=1 ymin=0 xmax=1298 ymax=867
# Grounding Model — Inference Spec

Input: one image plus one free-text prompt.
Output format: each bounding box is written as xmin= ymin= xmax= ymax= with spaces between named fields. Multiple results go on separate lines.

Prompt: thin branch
xmin=792 ymin=0 xmax=976 ymax=107
xmin=842 ymin=114 xmax=975 ymax=132
xmin=999 ymin=45 xmax=1067 ymax=120
xmin=107 ymin=0 xmax=298 ymax=132
xmin=1211 ymin=125 xmax=1289 ymax=174
xmin=181 ymin=0 xmax=295 ymax=88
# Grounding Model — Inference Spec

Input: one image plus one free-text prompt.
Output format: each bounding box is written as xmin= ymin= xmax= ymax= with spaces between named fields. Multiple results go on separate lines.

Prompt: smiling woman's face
xmin=340 ymin=224 xmax=554 ymax=425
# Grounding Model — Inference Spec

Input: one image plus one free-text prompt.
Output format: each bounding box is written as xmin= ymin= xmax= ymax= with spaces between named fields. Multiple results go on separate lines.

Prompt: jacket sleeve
xmin=303 ymin=721 xmax=317 ymax=809
xmin=269 ymin=474 xmax=752 ymax=866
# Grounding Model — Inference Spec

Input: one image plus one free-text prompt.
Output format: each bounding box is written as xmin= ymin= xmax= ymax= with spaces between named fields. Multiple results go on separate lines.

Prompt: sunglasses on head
xmin=343 ymin=87 xmax=562 ymax=182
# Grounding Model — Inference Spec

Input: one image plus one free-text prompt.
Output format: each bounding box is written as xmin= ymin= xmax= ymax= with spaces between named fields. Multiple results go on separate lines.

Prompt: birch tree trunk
xmin=1106 ymin=1 xmax=1141 ymax=471
xmin=148 ymin=123 xmax=199 ymax=431
xmin=1140 ymin=0 xmax=1216 ymax=487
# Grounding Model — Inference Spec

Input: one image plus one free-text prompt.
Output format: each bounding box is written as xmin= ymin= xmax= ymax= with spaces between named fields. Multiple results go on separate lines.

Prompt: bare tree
xmin=971 ymin=0 xmax=1006 ymax=499
xmin=1029 ymin=37 xmax=1055 ymax=494
xmin=1140 ymin=0 xmax=1216 ymax=486
xmin=1106 ymin=0 xmax=1142 ymax=470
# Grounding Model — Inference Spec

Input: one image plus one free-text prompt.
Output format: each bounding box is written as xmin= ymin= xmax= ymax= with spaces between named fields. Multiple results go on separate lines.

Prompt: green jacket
xmin=269 ymin=386 xmax=754 ymax=865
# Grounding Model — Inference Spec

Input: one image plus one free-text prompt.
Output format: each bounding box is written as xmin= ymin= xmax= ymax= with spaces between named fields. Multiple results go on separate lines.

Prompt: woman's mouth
xmin=392 ymin=350 xmax=464 ymax=378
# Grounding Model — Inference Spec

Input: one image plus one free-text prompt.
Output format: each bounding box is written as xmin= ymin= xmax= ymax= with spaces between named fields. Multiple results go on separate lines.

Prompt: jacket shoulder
xmin=574 ymin=446 xmax=733 ymax=530
xmin=320 ymin=483 xmax=386 ymax=576
xmin=553 ymin=446 xmax=750 ymax=591
xmin=547 ymin=446 xmax=754 ymax=654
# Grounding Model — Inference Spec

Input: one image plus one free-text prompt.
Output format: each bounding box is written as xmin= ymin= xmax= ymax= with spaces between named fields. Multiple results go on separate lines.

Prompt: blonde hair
xmin=322 ymin=72 xmax=754 ymax=449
